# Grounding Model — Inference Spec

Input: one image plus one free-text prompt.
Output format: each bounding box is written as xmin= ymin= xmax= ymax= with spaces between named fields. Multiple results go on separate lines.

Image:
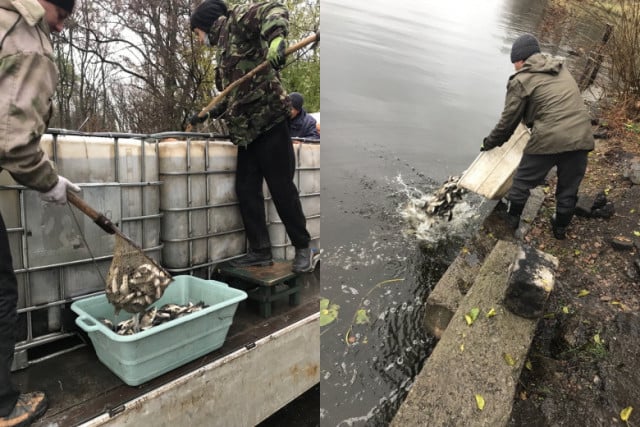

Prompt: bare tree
xmin=50 ymin=0 xmax=319 ymax=133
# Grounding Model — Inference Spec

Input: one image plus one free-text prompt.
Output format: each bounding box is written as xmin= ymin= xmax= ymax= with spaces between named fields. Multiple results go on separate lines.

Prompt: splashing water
xmin=395 ymin=175 xmax=480 ymax=244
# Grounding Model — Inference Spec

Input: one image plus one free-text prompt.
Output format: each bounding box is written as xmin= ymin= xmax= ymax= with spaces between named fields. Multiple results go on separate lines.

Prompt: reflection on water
xmin=320 ymin=0 xmax=549 ymax=425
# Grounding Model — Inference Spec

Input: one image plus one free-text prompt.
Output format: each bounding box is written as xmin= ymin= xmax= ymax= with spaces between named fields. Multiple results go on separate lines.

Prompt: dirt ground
xmin=508 ymin=124 xmax=640 ymax=426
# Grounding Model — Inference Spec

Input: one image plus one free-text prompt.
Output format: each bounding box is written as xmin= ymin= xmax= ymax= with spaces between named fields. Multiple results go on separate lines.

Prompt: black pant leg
xmin=253 ymin=121 xmax=311 ymax=249
xmin=508 ymin=153 xmax=557 ymax=207
xmin=0 ymin=212 xmax=19 ymax=416
xmin=235 ymin=142 xmax=272 ymax=252
xmin=555 ymin=150 xmax=589 ymax=215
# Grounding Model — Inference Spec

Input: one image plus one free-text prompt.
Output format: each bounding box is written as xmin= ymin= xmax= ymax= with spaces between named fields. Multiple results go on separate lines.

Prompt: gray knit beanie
xmin=510 ymin=34 xmax=540 ymax=63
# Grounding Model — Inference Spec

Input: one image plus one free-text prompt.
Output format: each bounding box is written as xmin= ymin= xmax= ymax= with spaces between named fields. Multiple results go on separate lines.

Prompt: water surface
xmin=320 ymin=0 xmax=551 ymax=425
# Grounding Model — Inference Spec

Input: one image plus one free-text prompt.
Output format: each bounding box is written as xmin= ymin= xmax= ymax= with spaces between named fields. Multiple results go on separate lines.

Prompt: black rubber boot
xmin=551 ymin=212 xmax=572 ymax=240
xmin=497 ymin=201 xmax=525 ymax=230
xmin=292 ymin=247 xmax=319 ymax=273
xmin=229 ymin=249 xmax=273 ymax=267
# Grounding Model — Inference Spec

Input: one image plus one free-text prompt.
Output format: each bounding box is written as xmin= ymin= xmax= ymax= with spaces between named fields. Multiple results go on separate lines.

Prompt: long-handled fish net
xmin=106 ymin=234 xmax=172 ymax=314
xmin=67 ymin=192 xmax=173 ymax=315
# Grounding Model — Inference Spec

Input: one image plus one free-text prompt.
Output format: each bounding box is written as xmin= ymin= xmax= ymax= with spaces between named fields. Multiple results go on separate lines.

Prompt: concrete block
xmin=516 ymin=186 xmax=545 ymax=239
xmin=423 ymin=187 xmax=546 ymax=338
xmin=392 ymin=241 xmax=546 ymax=427
xmin=503 ymin=245 xmax=558 ymax=319
xmin=424 ymin=253 xmax=481 ymax=339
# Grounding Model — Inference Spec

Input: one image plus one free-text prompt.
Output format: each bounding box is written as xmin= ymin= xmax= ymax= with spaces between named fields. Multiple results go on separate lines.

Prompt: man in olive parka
xmin=482 ymin=34 xmax=594 ymax=239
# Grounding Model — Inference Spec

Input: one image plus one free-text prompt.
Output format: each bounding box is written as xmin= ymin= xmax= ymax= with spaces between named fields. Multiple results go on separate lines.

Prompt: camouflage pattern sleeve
xmin=257 ymin=1 xmax=289 ymax=42
xmin=0 ymin=8 xmax=59 ymax=192
xmin=215 ymin=2 xmax=292 ymax=147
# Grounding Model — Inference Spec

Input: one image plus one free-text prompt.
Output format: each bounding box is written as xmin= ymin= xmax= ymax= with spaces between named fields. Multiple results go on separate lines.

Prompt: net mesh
xmin=105 ymin=235 xmax=172 ymax=314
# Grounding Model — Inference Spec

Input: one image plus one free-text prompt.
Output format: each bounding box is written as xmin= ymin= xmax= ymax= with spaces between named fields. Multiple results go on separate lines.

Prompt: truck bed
xmin=12 ymin=270 xmax=319 ymax=427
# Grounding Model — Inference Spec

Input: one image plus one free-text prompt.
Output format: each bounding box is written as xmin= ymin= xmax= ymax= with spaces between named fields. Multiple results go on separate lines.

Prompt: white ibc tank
xmin=159 ymin=139 xmax=245 ymax=270
xmin=267 ymin=142 xmax=321 ymax=260
xmin=0 ymin=133 xmax=162 ymax=346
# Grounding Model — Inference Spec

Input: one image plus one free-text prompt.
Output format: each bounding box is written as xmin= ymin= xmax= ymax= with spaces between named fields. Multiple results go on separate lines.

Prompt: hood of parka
xmin=515 ymin=52 xmax=563 ymax=77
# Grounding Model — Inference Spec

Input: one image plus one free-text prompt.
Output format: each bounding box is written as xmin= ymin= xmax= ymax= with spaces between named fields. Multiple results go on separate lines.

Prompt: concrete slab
xmin=423 ymin=249 xmax=484 ymax=339
xmin=423 ymin=186 xmax=545 ymax=338
xmin=392 ymin=240 xmax=546 ymax=427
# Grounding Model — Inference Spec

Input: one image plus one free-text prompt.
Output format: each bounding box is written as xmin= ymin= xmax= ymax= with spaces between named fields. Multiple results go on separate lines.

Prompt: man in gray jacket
xmin=482 ymin=34 xmax=594 ymax=239
xmin=1 ymin=0 xmax=79 ymax=425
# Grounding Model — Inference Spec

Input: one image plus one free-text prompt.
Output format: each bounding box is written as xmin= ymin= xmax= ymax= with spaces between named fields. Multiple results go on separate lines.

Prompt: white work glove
xmin=39 ymin=176 xmax=81 ymax=205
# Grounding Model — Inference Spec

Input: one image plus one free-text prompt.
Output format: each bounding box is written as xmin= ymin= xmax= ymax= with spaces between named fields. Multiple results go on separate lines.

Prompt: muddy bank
xmin=508 ymin=124 xmax=640 ymax=425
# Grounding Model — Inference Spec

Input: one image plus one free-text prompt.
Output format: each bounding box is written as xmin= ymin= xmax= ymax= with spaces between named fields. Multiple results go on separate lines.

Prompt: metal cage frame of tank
xmin=0 ymin=129 xmax=320 ymax=370
xmin=158 ymin=136 xmax=320 ymax=274
xmin=0 ymin=130 xmax=166 ymax=369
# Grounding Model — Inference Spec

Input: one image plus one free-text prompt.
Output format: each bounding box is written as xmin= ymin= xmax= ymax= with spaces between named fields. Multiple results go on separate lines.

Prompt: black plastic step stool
xmin=215 ymin=261 xmax=301 ymax=318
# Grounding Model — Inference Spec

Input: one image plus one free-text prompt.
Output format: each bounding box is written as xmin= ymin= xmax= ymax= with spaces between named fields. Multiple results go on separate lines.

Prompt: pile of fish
xmin=106 ymin=263 xmax=173 ymax=314
xmin=422 ymin=176 xmax=466 ymax=220
xmin=100 ymin=301 xmax=209 ymax=335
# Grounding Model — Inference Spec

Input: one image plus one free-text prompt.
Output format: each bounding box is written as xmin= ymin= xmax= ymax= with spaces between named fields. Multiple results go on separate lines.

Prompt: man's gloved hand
xmin=189 ymin=103 xmax=226 ymax=126
xmin=480 ymin=137 xmax=495 ymax=152
xmin=39 ymin=176 xmax=81 ymax=205
xmin=267 ymin=36 xmax=286 ymax=69
xmin=189 ymin=110 xmax=210 ymax=126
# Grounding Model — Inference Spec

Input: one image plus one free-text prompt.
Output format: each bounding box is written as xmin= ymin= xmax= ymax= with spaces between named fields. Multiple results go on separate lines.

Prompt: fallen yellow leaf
xmin=562 ymin=306 xmax=570 ymax=314
xmin=620 ymin=406 xmax=633 ymax=421
xmin=577 ymin=289 xmax=590 ymax=297
xmin=525 ymin=360 xmax=533 ymax=371
xmin=464 ymin=308 xmax=480 ymax=326
xmin=475 ymin=394 xmax=485 ymax=411
xmin=593 ymin=334 xmax=602 ymax=345
xmin=486 ymin=308 xmax=496 ymax=318
xmin=460 ymin=343 xmax=464 ymax=352
xmin=503 ymin=353 xmax=516 ymax=366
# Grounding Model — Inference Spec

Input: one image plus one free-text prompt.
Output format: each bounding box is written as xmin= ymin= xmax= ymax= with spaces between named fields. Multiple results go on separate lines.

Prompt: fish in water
xmin=422 ymin=176 xmax=466 ymax=220
xmin=100 ymin=301 xmax=208 ymax=335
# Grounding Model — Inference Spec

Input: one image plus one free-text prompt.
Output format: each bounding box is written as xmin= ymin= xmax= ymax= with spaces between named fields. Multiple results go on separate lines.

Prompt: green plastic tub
xmin=71 ymin=275 xmax=247 ymax=386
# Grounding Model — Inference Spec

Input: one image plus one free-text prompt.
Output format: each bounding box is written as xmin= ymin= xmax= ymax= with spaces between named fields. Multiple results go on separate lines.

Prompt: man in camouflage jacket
xmin=0 ymin=0 xmax=80 ymax=424
xmin=190 ymin=0 xmax=315 ymax=273
xmin=482 ymin=34 xmax=594 ymax=239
